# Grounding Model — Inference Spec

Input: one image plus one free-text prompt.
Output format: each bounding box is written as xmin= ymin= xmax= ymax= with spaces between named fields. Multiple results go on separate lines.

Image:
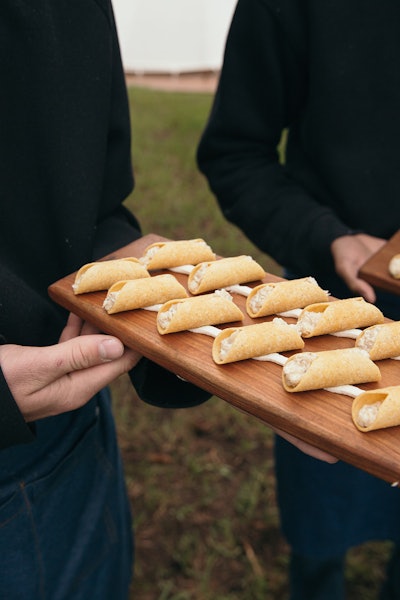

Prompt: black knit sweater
xmin=198 ymin=0 xmax=400 ymax=278
xmin=0 ymin=1 xmax=207 ymax=449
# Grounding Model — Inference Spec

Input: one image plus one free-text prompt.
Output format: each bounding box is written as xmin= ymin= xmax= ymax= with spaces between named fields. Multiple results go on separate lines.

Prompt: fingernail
xmin=99 ymin=338 xmax=124 ymax=361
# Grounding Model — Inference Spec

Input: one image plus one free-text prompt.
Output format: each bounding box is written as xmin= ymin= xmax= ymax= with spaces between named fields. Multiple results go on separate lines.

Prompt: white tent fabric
xmin=112 ymin=0 xmax=237 ymax=73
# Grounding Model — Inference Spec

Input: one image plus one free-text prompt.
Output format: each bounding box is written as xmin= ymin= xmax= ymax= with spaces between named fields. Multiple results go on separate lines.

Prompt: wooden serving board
xmin=48 ymin=234 xmax=400 ymax=484
xmin=359 ymin=230 xmax=400 ymax=295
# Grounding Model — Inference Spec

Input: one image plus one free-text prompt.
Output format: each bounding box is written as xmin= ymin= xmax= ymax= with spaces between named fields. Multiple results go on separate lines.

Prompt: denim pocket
xmin=0 ymin=481 xmax=45 ymax=599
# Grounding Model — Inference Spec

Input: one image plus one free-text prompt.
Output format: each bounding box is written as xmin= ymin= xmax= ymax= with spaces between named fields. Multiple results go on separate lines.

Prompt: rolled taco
xmin=296 ymin=297 xmax=384 ymax=338
xmin=212 ymin=317 xmax=304 ymax=364
xmin=139 ymin=238 xmax=215 ymax=270
xmin=72 ymin=258 xmax=149 ymax=294
xmin=157 ymin=289 xmax=244 ymax=335
xmin=282 ymin=347 xmax=381 ymax=393
xmin=355 ymin=321 xmax=400 ymax=360
xmin=352 ymin=386 xmax=400 ymax=432
xmin=246 ymin=277 xmax=329 ymax=318
xmin=188 ymin=255 xmax=266 ymax=294
xmin=103 ymin=274 xmax=188 ymax=314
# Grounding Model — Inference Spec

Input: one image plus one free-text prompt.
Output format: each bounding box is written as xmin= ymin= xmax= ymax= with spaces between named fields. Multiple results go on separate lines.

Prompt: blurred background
xmin=113 ymin=0 xmax=236 ymax=75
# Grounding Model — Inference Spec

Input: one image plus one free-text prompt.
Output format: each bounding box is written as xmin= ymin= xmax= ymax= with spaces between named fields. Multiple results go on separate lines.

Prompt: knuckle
xmin=69 ymin=342 xmax=93 ymax=371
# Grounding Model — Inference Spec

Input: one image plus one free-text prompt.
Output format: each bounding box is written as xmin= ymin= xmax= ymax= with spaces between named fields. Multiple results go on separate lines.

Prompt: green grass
xmin=124 ymin=87 xmax=281 ymax=271
xmin=112 ymin=85 xmax=391 ymax=599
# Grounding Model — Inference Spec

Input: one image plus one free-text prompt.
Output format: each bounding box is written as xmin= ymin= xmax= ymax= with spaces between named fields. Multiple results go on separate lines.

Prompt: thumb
xmin=54 ymin=335 xmax=126 ymax=375
xmin=0 ymin=337 xmax=141 ymax=421
xmin=49 ymin=336 xmax=141 ymax=414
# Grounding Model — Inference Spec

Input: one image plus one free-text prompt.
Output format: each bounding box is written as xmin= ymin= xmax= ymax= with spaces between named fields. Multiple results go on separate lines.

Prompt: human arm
xmin=0 ymin=314 xmax=141 ymax=449
xmin=331 ymin=234 xmax=386 ymax=303
xmin=197 ymin=0 xmax=353 ymax=277
xmin=273 ymin=427 xmax=338 ymax=464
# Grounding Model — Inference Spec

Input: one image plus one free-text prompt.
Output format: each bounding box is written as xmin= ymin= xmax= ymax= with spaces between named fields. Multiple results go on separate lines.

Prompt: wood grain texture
xmin=359 ymin=230 xmax=400 ymax=295
xmin=48 ymin=234 xmax=400 ymax=484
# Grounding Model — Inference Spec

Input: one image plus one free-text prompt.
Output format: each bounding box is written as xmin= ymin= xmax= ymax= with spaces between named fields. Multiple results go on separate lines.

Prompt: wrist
xmin=341 ymin=229 xmax=362 ymax=237
xmin=331 ymin=229 xmax=362 ymax=249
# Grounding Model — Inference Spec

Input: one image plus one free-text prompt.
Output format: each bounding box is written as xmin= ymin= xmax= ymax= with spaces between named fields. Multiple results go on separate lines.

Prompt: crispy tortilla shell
xmin=139 ymin=238 xmax=215 ymax=270
xmin=282 ymin=347 xmax=381 ymax=392
xmin=297 ymin=297 xmax=384 ymax=338
xmin=188 ymin=255 xmax=266 ymax=294
xmin=246 ymin=277 xmax=329 ymax=318
xmin=352 ymin=386 xmax=400 ymax=432
xmin=355 ymin=321 xmax=400 ymax=360
xmin=103 ymin=274 xmax=188 ymax=314
xmin=212 ymin=318 xmax=304 ymax=364
xmin=157 ymin=291 xmax=244 ymax=334
xmin=72 ymin=258 xmax=149 ymax=294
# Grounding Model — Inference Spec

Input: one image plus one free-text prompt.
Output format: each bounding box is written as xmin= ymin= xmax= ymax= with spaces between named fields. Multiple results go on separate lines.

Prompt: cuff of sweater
xmin=129 ymin=358 xmax=212 ymax=409
xmin=310 ymin=216 xmax=359 ymax=271
xmin=0 ymin=367 xmax=36 ymax=450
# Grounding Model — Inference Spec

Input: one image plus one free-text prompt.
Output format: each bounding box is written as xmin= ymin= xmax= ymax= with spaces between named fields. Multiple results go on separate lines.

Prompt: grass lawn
xmin=112 ymin=85 xmax=392 ymax=600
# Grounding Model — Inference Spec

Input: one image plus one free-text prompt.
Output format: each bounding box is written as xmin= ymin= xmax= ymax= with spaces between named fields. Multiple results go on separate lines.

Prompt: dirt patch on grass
xmin=125 ymin=70 xmax=219 ymax=94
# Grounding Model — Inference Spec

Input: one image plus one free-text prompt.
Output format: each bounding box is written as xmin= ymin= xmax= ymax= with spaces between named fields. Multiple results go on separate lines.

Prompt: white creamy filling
xmin=297 ymin=311 xmax=321 ymax=336
xmin=72 ymin=275 xmax=83 ymax=292
xmin=306 ymin=276 xmax=318 ymax=286
xmin=356 ymin=327 xmax=380 ymax=352
xmin=103 ymin=292 xmax=117 ymax=311
xmin=273 ymin=316 xmax=288 ymax=328
xmin=219 ymin=330 xmax=240 ymax=360
xmin=140 ymin=245 xmax=159 ymax=266
xmin=158 ymin=303 xmax=179 ymax=329
xmin=283 ymin=352 xmax=316 ymax=387
xmin=248 ymin=285 xmax=274 ymax=313
xmin=215 ymin=289 xmax=233 ymax=301
xmin=190 ymin=263 xmax=208 ymax=291
xmin=389 ymin=256 xmax=400 ymax=277
xmin=356 ymin=401 xmax=382 ymax=428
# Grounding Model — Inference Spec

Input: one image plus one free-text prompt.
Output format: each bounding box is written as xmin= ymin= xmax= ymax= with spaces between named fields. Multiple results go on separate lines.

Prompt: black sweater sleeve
xmin=129 ymin=360 xmax=211 ymax=409
xmin=197 ymin=0 xmax=350 ymax=276
xmin=0 ymin=367 xmax=35 ymax=449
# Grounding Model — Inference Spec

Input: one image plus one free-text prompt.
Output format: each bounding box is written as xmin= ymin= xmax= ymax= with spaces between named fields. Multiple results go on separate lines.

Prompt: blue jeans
xmin=289 ymin=547 xmax=400 ymax=600
xmin=289 ymin=553 xmax=345 ymax=600
xmin=0 ymin=389 xmax=133 ymax=599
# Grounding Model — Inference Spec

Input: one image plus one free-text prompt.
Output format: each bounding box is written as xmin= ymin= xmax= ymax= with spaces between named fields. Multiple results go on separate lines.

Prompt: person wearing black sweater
xmin=198 ymin=1 xmax=400 ymax=598
xmin=0 ymin=2 xmax=211 ymax=598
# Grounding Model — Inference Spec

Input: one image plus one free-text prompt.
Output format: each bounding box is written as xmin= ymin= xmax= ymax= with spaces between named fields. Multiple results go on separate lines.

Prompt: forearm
xmin=129 ymin=359 xmax=211 ymax=409
xmin=197 ymin=0 xmax=350 ymax=275
xmin=201 ymin=153 xmax=349 ymax=274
